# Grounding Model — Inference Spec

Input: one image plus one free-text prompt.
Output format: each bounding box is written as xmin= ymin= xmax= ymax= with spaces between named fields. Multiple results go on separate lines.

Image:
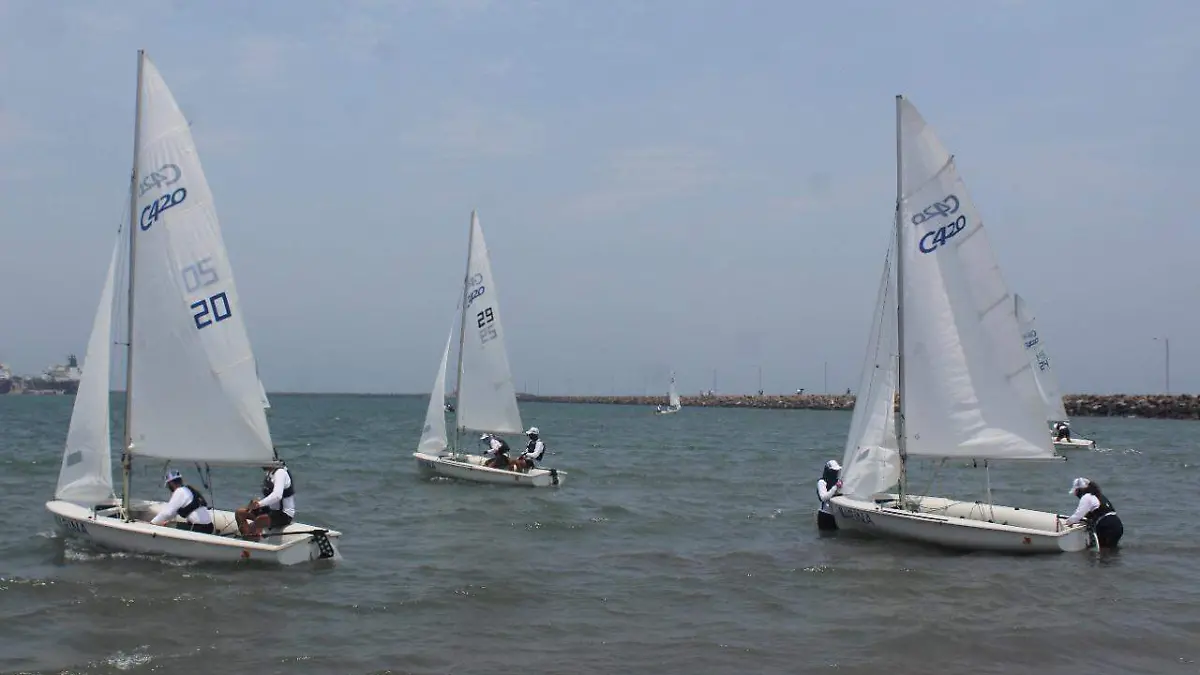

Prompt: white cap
xmin=825 ymin=460 xmax=842 ymax=471
xmin=164 ymin=469 xmax=182 ymax=486
xmin=525 ymin=427 xmax=539 ymax=436
xmin=479 ymin=434 xmax=490 ymax=441
xmin=1069 ymin=477 xmax=1090 ymax=494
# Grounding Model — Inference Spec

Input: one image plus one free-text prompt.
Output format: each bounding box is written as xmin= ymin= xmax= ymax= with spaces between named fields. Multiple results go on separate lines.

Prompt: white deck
xmin=829 ymin=493 xmax=1089 ymax=553
xmin=46 ymin=499 xmax=342 ymax=565
xmin=413 ymin=451 xmax=564 ymax=487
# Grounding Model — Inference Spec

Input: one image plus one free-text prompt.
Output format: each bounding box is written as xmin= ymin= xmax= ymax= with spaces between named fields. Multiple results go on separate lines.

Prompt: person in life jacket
xmin=235 ymin=464 xmax=296 ymax=537
xmin=481 ymin=434 xmax=512 ymax=469
xmin=150 ymin=469 xmax=215 ymax=534
xmin=816 ymin=460 xmax=843 ymax=531
xmin=1053 ymin=421 xmax=1072 ymax=442
xmin=514 ymin=427 xmax=546 ymax=472
xmin=1065 ymin=477 xmax=1123 ymax=549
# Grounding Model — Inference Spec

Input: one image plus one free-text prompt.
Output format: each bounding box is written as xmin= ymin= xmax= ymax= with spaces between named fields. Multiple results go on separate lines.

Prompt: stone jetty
xmin=515 ymin=393 xmax=1200 ymax=420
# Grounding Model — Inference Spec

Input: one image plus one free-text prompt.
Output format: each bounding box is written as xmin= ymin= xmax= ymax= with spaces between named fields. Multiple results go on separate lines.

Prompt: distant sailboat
xmin=412 ymin=211 xmax=564 ymax=488
xmin=654 ymin=372 xmax=681 ymax=415
xmin=829 ymin=96 xmax=1087 ymax=553
xmin=1014 ymin=294 xmax=1095 ymax=450
xmin=44 ymin=51 xmax=341 ymax=565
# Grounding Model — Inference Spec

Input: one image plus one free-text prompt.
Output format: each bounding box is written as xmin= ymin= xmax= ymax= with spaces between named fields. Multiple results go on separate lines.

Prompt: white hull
xmin=654 ymin=406 xmax=681 ymax=415
xmin=413 ymin=451 xmax=564 ymax=487
xmin=829 ymin=494 xmax=1088 ymax=553
xmin=1053 ymin=436 xmax=1095 ymax=450
xmin=46 ymin=499 xmax=342 ymax=565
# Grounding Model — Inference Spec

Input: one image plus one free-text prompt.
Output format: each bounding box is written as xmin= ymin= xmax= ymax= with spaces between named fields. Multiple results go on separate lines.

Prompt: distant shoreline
xmin=514 ymin=393 xmax=1200 ymax=420
xmin=10 ymin=391 xmax=1195 ymax=420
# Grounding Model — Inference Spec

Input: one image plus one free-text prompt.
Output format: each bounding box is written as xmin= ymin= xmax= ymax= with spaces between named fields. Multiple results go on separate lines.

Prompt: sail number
xmin=477 ymin=307 xmax=497 ymax=343
xmin=182 ymin=257 xmax=219 ymax=292
xmin=192 ymin=292 xmax=233 ymax=329
xmin=914 ymin=194 xmax=968 ymax=254
xmin=140 ymin=187 xmax=188 ymax=231
xmin=55 ymin=515 xmax=89 ymax=534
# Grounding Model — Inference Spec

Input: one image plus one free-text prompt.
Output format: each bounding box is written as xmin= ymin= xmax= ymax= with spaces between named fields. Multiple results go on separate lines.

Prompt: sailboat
xmin=412 ymin=211 xmax=564 ymax=488
xmin=654 ymin=372 xmax=682 ymax=414
xmin=44 ymin=51 xmax=341 ymax=565
xmin=1015 ymin=294 xmax=1095 ymax=450
xmin=829 ymin=96 xmax=1088 ymax=553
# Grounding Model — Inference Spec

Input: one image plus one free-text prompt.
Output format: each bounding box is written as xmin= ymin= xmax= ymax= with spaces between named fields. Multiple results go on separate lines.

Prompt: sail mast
xmin=453 ymin=210 xmax=475 ymax=452
xmin=893 ymin=94 xmax=909 ymax=505
xmin=120 ymin=49 xmax=145 ymax=519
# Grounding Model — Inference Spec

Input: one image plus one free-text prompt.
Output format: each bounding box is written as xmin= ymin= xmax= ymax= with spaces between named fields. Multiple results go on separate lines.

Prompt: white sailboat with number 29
xmin=44 ymin=50 xmax=341 ymax=565
xmin=828 ymin=96 xmax=1088 ymax=553
xmin=412 ymin=211 xmax=565 ymax=488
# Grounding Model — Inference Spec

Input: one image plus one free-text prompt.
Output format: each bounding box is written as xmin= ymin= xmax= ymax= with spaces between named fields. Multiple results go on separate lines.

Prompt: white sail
xmin=456 ymin=212 xmax=523 ymax=434
xmin=56 ymin=239 xmax=119 ymax=504
xmin=840 ymin=246 xmax=901 ymax=498
xmin=418 ymin=328 xmax=454 ymax=454
xmin=896 ymin=99 xmax=1055 ymax=460
xmin=127 ymin=55 xmax=274 ymax=464
xmin=1015 ymin=294 xmax=1069 ymax=422
xmin=668 ymin=373 xmax=680 ymax=408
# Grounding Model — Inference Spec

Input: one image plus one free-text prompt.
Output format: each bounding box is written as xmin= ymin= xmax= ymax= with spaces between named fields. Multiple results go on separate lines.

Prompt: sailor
xmin=235 ymin=464 xmax=296 ymax=537
xmin=481 ymin=434 xmax=512 ymax=469
xmin=1053 ymin=421 xmax=1072 ymax=442
xmin=516 ymin=427 xmax=546 ymax=471
xmin=150 ymin=470 xmax=215 ymax=534
xmin=1065 ymin=477 xmax=1124 ymax=549
xmin=816 ymin=460 xmax=843 ymax=531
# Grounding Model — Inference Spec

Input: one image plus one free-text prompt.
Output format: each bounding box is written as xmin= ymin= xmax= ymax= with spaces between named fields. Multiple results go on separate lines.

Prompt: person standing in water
xmin=816 ymin=460 xmax=843 ymax=531
xmin=1065 ymin=477 xmax=1123 ymax=549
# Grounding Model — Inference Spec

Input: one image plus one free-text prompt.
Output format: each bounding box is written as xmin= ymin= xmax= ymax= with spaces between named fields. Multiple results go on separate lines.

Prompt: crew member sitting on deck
xmin=235 ymin=464 xmax=296 ymax=537
xmin=151 ymin=470 xmax=215 ymax=534
xmin=1065 ymin=477 xmax=1123 ymax=549
xmin=481 ymin=434 xmax=512 ymax=469
xmin=1053 ymin=421 xmax=1072 ymax=442
xmin=816 ymin=460 xmax=843 ymax=531
xmin=514 ymin=427 xmax=546 ymax=472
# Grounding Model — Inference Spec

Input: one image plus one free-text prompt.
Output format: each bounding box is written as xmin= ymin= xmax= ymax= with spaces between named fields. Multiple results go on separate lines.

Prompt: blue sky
xmin=1 ymin=1 xmax=1197 ymax=395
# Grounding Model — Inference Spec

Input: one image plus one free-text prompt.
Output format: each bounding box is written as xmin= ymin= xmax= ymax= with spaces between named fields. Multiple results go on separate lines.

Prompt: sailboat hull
xmin=46 ymin=499 xmax=342 ymax=565
xmin=413 ymin=451 xmax=564 ymax=488
xmin=1053 ymin=436 xmax=1096 ymax=450
xmin=654 ymin=406 xmax=681 ymax=415
xmin=829 ymin=494 xmax=1089 ymax=553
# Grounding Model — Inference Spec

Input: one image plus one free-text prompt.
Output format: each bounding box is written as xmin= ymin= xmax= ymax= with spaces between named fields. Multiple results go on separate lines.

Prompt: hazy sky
xmin=1 ymin=1 xmax=1197 ymax=396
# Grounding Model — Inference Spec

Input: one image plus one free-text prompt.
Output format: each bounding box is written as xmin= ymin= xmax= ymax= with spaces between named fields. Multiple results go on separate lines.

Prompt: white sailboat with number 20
xmin=44 ymin=50 xmax=342 ymax=565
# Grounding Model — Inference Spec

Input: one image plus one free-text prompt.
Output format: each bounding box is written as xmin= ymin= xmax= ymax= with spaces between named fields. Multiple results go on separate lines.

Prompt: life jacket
xmin=491 ymin=440 xmax=511 ymax=456
xmin=524 ymin=438 xmax=545 ymax=461
xmin=177 ymin=485 xmax=209 ymax=518
xmin=1083 ymin=493 xmax=1116 ymax=528
xmin=261 ymin=469 xmax=296 ymax=504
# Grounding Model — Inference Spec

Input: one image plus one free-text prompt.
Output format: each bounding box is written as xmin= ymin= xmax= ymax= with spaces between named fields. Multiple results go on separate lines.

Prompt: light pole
xmin=1153 ymin=336 xmax=1170 ymax=394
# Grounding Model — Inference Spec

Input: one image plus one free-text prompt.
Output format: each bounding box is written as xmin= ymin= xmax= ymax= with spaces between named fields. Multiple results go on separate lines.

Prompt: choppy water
xmin=1 ymin=394 xmax=1198 ymax=674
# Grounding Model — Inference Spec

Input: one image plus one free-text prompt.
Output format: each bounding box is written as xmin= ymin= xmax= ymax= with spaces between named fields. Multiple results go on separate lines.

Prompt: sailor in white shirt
xmin=235 ymin=464 xmax=296 ymax=537
xmin=1065 ymin=477 xmax=1124 ymax=549
xmin=481 ymin=434 xmax=513 ymax=469
xmin=816 ymin=460 xmax=842 ymax=531
xmin=151 ymin=470 xmax=215 ymax=535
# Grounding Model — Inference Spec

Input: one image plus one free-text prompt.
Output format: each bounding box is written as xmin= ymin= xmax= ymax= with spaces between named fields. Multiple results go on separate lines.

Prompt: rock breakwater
xmin=516 ymin=393 xmax=1200 ymax=419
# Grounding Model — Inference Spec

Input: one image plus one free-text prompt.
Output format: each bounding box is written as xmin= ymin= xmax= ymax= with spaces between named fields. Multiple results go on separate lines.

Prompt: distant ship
xmin=0 ymin=363 xmax=12 ymax=395
xmin=14 ymin=354 xmax=83 ymax=395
